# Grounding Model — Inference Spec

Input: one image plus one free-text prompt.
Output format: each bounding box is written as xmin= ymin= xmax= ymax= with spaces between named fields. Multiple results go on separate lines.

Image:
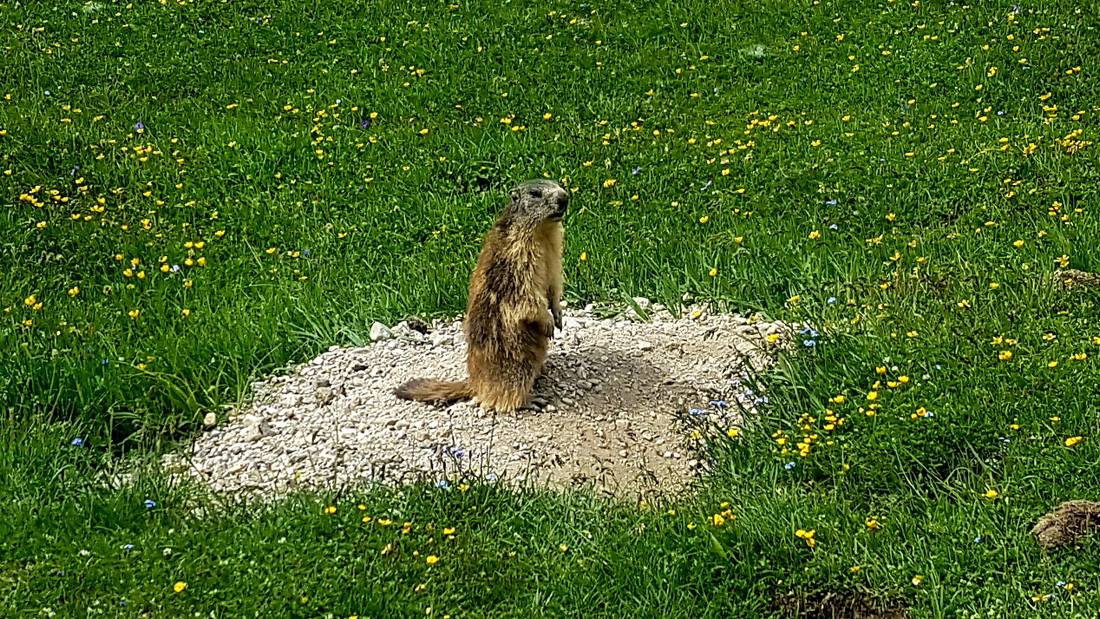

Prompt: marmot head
xmin=498 ymin=179 xmax=569 ymax=230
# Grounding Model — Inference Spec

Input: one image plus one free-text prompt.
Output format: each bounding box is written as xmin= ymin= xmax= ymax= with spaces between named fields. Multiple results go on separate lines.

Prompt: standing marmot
xmin=395 ymin=179 xmax=569 ymax=412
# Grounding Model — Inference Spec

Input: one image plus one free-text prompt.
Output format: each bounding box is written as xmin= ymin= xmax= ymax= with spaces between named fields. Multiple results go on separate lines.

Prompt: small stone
xmin=369 ymin=322 xmax=393 ymax=342
xmin=202 ymin=412 xmax=217 ymax=427
xmin=638 ymin=341 xmax=654 ymax=351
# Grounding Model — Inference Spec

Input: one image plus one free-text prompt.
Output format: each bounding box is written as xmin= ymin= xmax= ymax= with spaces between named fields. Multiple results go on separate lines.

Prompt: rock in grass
xmin=1032 ymin=500 xmax=1100 ymax=549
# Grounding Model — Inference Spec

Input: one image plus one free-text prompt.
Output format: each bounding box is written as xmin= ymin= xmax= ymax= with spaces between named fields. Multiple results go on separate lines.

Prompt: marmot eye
xmin=529 ymin=189 xmax=543 ymax=199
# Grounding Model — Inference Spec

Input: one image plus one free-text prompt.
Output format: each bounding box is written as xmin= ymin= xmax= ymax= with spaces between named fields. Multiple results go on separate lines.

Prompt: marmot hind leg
xmin=473 ymin=380 xmax=534 ymax=413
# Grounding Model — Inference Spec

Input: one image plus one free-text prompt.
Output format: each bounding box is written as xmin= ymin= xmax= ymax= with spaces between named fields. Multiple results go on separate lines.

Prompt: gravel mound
xmin=168 ymin=302 xmax=792 ymax=501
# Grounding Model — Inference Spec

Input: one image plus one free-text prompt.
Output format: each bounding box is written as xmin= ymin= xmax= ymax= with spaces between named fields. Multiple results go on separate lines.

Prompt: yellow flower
xmin=442 ymin=527 xmax=455 ymax=536
xmin=425 ymin=555 xmax=439 ymax=566
xmin=711 ymin=513 xmax=726 ymax=526
xmin=708 ymin=267 xmax=718 ymax=277
xmin=786 ymin=294 xmax=801 ymax=305
xmin=128 ymin=309 xmax=140 ymax=320
xmin=766 ymin=333 xmax=781 ymax=344
xmin=850 ymin=564 xmax=861 ymax=573
xmin=1065 ymin=436 xmax=1083 ymax=448
xmin=579 ymin=251 xmax=588 ymax=262
xmin=698 ymin=215 xmax=709 ymax=224
xmin=543 ymin=112 xmax=553 ymax=120
xmin=181 ymin=308 xmax=191 ymax=318
xmin=865 ymin=517 xmax=881 ymax=531
xmin=559 ymin=544 xmax=569 ymax=553
xmin=808 ymin=230 xmax=821 ymax=239
xmin=23 ymin=294 xmax=36 ymax=307
xmin=726 ymin=427 xmax=741 ymax=438
xmin=324 ymin=505 xmax=337 ymax=514
xmin=1012 ymin=239 xmax=1024 ymax=248
xmin=998 ymin=350 xmax=1013 ymax=361
xmin=866 ymin=391 xmax=878 ymax=401
xmin=68 ymin=287 xmax=80 ymax=297
xmin=794 ymin=529 xmax=816 ymax=549
xmin=983 ymin=489 xmax=999 ymax=500
xmin=911 ymin=575 xmax=924 ymax=586
xmin=602 ymin=178 xmax=617 ymax=189
xmin=173 ymin=581 xmax=187 ymax=593
xmin=418 ymin=128 xmax=429 ymax=136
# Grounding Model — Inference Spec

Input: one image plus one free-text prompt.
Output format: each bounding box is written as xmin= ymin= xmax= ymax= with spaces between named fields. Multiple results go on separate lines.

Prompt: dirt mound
xmin=166 ymin=304 xmax=793 ymax=501
xmin=774 ymin=590 xmax=909 ymax=619
xmin=1032 ymin=500 xmax=1100 ymax=549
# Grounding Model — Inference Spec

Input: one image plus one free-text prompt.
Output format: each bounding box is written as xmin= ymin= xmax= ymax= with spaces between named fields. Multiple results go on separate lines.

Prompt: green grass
xmin=3 ymin=0 xmax=1100 ymax=616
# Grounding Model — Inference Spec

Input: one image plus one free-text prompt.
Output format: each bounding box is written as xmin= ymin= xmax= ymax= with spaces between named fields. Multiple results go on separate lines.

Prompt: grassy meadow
xmin=3 ymin=0 xmax=1100 ymax=616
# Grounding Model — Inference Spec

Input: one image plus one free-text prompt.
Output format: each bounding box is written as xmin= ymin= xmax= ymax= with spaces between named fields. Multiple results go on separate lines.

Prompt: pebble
xmin=369 ymin=322 xmax=393 ymax=341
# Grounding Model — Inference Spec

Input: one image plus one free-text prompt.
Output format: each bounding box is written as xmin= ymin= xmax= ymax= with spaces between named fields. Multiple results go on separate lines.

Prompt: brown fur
xmin=395 ymin=179 xmax=568 ymax=412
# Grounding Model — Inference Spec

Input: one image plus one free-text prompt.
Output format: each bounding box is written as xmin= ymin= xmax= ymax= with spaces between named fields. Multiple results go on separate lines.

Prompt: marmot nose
xmin=554 ymin=191 xmax=569 ymax=210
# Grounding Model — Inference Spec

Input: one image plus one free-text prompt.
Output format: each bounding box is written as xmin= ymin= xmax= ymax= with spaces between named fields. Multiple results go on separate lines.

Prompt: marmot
xmin=395 ymin=179 xmax=569 ymax=412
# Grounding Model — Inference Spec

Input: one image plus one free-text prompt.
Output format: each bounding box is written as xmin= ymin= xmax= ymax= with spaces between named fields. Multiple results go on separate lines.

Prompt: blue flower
xmin=134 ymin=122 xmax=144 ymax=131
xmin=143 ymin=499 xmax=156 ymax=510
xmin=709 ymin=399 xmax=729 ymax=410
xmin=70 ymin=437 xmax=85 ymax=447
xmin=803 ymin=339 xmax=817 ymax=348
xmin=123 ymin=544 xmax=134 ymax=552
xmin=784 ymin=461 xmax=796 ymax=470
xmin=826 ymin=296 xmax=837 ymax=304
xmin=973 ymin=535 xmax=983 ymax=543
xmin=101 ymin=358 xmax=110 ymax=366
xmin=360 ymin=118 xmax=372 ymax=129
xmin=485 ymin=473 xmax=498 ymax=482
xmin=828 ymin=223 xmax=838 ymax=230
xmin=701 ymin=180 xmax=713 ymax=191
xmin=825 ymin=199 xmax=837 ymax=206
xmin=1056 ymin=580 xmax=1066 ymax=588
xmin=434 ymin=480 xmax=450 ymax=489
xmin=688 ymin=408 xmax=708 ymax=417
xmin=447 ymin=446 xmax=466 ymax=459
xmin=631 ymin=166 xmax=641 ymax=176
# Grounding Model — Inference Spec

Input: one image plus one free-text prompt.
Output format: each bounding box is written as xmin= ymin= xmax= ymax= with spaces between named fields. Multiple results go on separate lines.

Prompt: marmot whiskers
xmin=395 ymin=179 xmax=568 ymax=412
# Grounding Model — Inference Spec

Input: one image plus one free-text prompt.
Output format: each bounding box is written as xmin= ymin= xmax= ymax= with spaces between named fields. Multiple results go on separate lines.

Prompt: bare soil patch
xmin=166 ymin=304 xmax=792 ymax=501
